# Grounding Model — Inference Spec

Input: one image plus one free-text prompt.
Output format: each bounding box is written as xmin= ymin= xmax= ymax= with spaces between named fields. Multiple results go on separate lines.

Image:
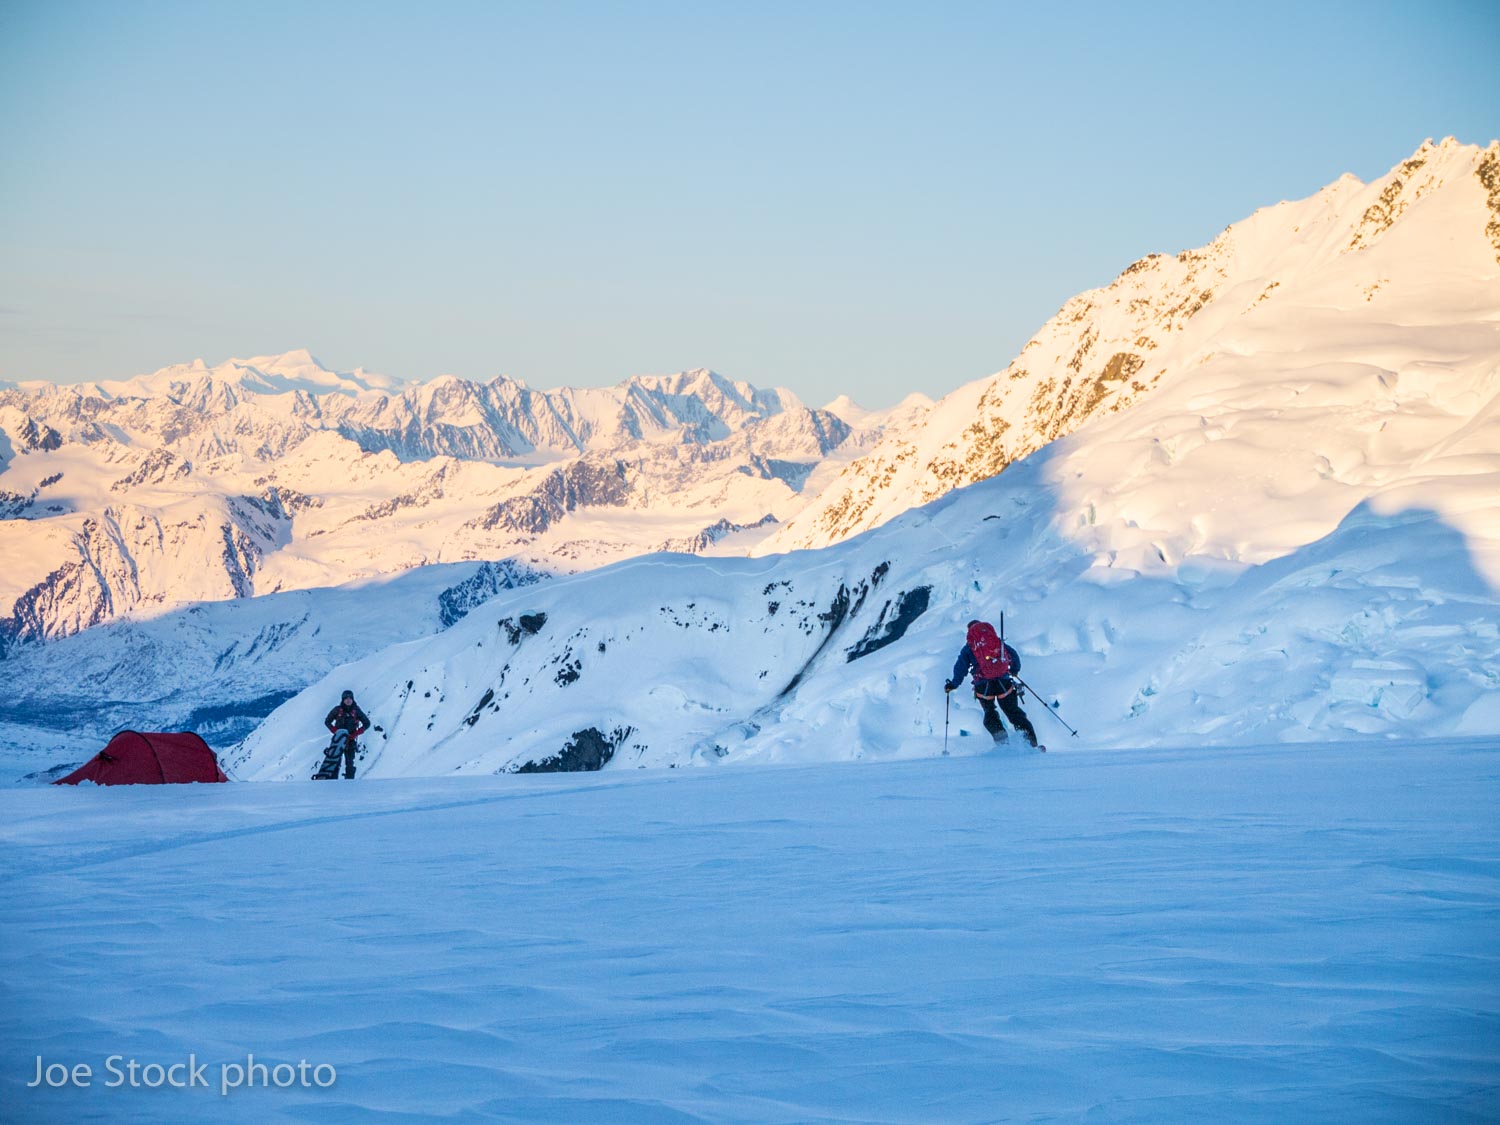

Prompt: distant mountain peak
xmin=229 ymin=347 xmax=326 ymax=373
xmin=821 ymin=394 xmax=867 ymax=421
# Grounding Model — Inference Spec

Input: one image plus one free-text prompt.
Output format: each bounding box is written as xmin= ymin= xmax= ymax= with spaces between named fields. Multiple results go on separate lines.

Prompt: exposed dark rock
xmin=253 ymin=485 xmax=322 ymax=514
xmin=1 ymin=551 xmax=109 ymax=650
xmin=483 ymin=495 xmax=552 ymax=535
xmin=0 ymin=489 xmax=37 ymax=519
xmin=777 ymin=561 xmax=894 ymax=695
xmin=846 ymin=586 xmax=932 ymax=661
xmin=464 ymin=688 xmax=496 ymax=726
xmin=804 ymin=409 xmax=853 ymax=454
xmin=512 ymin=725 xmax=631 ymax=773
xmin=499 ymin=611 xmax=549 ymax=645
xmin=219 ymin=524 xmax=258 ymax=599
xmin=111 ymin=449 xmax=192 ymax=491
xmin=1100 ymin=352 xmax=1145 ymax=384
xmin=227 ymin=494 xmax=291 ymax=550
xmin=468 ymin=458 xmax=631 ymax=534
xmin=439 ymin=561 xmax=546 ymax=628
xmin=778 ymin=585 xmax=852 ymax=697
xmin=763 ymin=458 xmax=816 ymax=490
xmin=658 ymin=513 xmax=779 ymax=554
xmin=18 ymin=417 xmax=62 ymax=452
xmin=355 ymin=463 xmax=452 ymax=523
xmin=1478 ymin=147 xmax=1500 ymax=265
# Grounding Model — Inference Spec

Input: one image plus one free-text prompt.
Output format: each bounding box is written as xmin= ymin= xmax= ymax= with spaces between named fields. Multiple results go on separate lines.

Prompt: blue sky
xmin=1 ymin=1 xmax=1496 ymax=407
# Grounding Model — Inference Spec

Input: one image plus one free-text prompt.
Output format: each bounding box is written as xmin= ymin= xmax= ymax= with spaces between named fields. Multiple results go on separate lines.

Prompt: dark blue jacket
xmin=951 ymin=642 xmax=1020 ymax=686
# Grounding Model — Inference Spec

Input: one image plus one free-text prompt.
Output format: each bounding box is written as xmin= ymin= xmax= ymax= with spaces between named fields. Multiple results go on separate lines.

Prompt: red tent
xmin=54 ymin=731 xmax=228 ymax=786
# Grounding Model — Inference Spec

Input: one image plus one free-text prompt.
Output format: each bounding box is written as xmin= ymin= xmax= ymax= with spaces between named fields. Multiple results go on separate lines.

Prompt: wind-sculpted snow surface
xmin=236 ymin=170 xmax=1500 ymax=774
xmin=760 ymin=137 xmax=1500 ymax=554
xmin=3 ymin=742 xmax=1496 ymax=1120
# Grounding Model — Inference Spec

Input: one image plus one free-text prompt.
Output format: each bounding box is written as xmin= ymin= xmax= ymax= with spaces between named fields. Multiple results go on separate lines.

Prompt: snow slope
xmin=759 ymin=137 xmax=1500 ymax=554
xmin=235 ymin=250 xmax=1500 ymax=777
xmin=3 ymin=740 xmax=1496 ymax=1121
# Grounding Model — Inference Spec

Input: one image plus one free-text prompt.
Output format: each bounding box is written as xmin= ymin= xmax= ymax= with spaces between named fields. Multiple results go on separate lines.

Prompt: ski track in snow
xmin=2 ymin=740 xmax=1496 ymax=1122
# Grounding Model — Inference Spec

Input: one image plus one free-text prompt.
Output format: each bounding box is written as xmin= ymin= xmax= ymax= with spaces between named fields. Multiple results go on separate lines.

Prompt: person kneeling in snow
xmin=324 ymin=689 xmax=371 ymax=779
xmin=945 ymin=620 xmax=1040 ymax=748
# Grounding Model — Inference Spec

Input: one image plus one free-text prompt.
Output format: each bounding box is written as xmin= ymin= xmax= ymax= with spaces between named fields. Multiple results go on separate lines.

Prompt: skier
xmin=945 ymin=620 xmax=1042 ymax=749
xmin=319 ymin=689 xmax=370 ymax=780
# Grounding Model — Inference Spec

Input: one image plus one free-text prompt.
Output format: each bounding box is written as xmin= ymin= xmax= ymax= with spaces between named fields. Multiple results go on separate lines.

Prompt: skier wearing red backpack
xmin=945 ymin=619 xmax=1043 ymax=749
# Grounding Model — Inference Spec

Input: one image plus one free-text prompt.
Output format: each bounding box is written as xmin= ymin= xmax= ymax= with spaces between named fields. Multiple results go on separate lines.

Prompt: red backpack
xmin=966 ymin=621 xmax=1013 ymax=679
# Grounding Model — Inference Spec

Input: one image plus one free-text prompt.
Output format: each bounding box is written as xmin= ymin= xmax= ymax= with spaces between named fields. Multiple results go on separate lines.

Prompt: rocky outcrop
xmin=0 ymin=488 xmax=38 ymax=519
xmin=111 ymin=449 xmax=192 ymax=491
xmin=511 ymin=726 xmax=632 ymax=773
xmin=498 ymin=613 xmax=548 ymax=645
xmin=1478 ymin=143 xmax=1500 ymax=266
xmin=0 ymin=499 xmax=287 ymax=650
xmin=658 ymin=514 xmax=779 ymax=554
xmin=11 ymin=415 xmax=63 ymax=453
xmin=438 ymin=561 xmax=546 ymax=628
xmin=845 ymin=586 xmax=931 ymax=662
xmin=777 ymin=562 xmax=890 ymax=697
xmin=2 ymin=551 xmax=112 ymax=656
xmin=466 ymin=459 xmax=632 ymax=535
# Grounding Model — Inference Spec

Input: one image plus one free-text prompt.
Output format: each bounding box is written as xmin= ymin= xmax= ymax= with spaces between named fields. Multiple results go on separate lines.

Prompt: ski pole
xmin=1014 ymin=676 xmax=1079 ymax=737
xmin=943 ymin=689 xmax=950 ymax=754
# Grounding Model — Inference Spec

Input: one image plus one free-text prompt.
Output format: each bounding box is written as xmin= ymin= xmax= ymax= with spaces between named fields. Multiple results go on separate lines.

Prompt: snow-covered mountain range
xmin=0 ymin=355 xmax=925 ymax=654
xmin=233 ymin=140 xmax=1500 ymax=779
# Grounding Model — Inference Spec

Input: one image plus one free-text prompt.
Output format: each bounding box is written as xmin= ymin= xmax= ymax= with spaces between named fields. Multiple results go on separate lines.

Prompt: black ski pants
xmin=331 ymin=730 xmax=357 ymax=779
xmin=975 ymin=679 xmax=1038 ymax=746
